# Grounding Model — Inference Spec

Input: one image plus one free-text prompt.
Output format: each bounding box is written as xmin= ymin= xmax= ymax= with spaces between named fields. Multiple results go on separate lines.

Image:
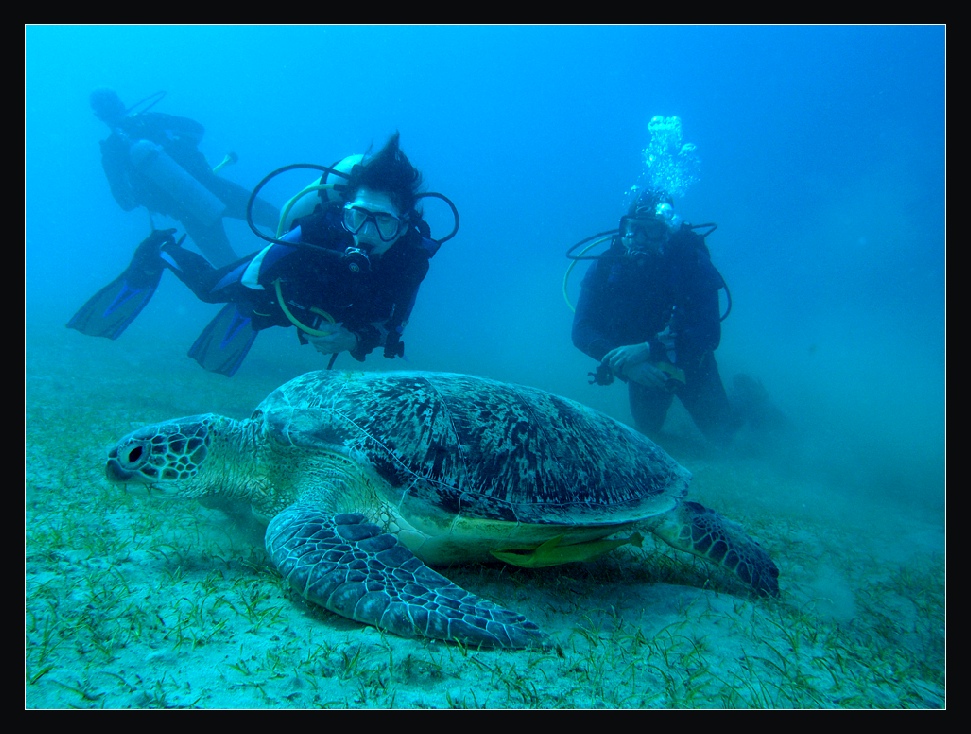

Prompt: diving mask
xmin=342 ymin=204 xmax=404 ymax=242
xmin=620 ymin=215 xmax=671 ymax=251
xmin=620 ymin=199 xmax=678 ymax=252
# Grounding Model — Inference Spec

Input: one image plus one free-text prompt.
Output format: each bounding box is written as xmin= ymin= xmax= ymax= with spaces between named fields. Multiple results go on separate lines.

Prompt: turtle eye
xmin=106 ymin=437 xmax=165 ymax=484
xmin=112 ymin=442 xmax=149 ymax=468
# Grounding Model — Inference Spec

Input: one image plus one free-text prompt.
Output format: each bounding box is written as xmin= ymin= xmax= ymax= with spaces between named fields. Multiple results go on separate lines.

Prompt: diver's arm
xmin=305 ymin=320 xmax=382 ymax=361
xmin=306 ymin=327 xmax=359 ymax=356
xmin=571 ymin=262 xmax=619 ymax=362
xmin=149 ymin=113 xmax=206 ymax=147
xmin=602 ymin=341 xmax=653 ymax=376
xmin=574 ymin=260 xmax=672 ymax=387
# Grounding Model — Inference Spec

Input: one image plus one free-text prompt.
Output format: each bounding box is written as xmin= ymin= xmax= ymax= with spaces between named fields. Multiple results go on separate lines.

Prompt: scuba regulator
xmin=341 ymin=246 xmax=372 ymax=274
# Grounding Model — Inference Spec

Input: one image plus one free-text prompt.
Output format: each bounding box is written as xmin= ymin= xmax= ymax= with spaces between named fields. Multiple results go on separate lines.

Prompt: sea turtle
xmin=105 ymin=370 xmax=779 ymax=650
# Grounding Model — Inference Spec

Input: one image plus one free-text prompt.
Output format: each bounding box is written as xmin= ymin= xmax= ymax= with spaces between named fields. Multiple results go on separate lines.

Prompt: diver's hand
xmin=624 ymin=362 xmax=670 ymax=390
xmin=603 ymin=342 xmax=653 ymax=376
xmin=306 ymin=326 xmax=358 ymax=356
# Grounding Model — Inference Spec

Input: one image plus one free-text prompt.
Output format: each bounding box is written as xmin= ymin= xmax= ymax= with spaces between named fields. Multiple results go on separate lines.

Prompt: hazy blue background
xmin=26 ymin=25 xmax=944 ymax=507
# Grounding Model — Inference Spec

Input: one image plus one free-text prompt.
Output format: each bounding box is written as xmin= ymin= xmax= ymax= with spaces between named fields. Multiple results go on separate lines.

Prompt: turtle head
xmin=106 ymin=414 xmax=236 ymax=497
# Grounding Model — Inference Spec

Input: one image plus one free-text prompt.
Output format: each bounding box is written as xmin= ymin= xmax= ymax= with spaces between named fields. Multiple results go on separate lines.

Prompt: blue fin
xmin=66 ymin=271 xmax=162 ymax=340
xmin=187 ymin=304 xmax=258 ymax=377
xmin=66 ymin=229 xmax=179 ymax=340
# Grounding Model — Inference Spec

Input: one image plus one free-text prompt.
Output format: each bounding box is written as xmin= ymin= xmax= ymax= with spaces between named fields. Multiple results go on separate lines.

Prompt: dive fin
xmin=66 ymin=228 xmax=178 ymax=340
xmin=66 ymin=269 xmax=162 ymax=340
xmin=188 ymin=303 xmax=258 ymax=377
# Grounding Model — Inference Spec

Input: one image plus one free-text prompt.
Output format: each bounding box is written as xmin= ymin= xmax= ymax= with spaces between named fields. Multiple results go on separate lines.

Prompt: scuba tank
xmin=277 ymin=154 xmax=364 ymax=234
xmin=128 ymin=139 xmax=227 ymax=226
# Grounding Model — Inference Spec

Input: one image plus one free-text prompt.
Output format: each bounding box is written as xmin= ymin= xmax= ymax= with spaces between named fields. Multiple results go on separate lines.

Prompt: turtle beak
xmin=106 ymin=459 xmax=159 ymax=498
xmin=106 ymin=458 xmax=139 ymax=483
xmin=105 ymin=461 xmax=166 ymax=498
xmin=106 ymin=434 xmax=157 ymax=485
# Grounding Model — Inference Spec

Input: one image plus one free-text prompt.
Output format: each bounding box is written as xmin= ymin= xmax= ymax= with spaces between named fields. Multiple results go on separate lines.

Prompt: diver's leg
xmin=628 ymin=381 xmax=672 ymax=437
xmin=156 ymin=240 xmax=262 ymax=376
xmin=679 ymin=353 xmax=739 ymax=447
xmin=207 ymin=177 xmax=281 ymax=230
xmin=159 ymin=241 xmax=236 ymax=304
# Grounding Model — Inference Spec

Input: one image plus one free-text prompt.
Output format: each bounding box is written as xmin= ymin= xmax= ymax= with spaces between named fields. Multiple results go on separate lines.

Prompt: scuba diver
xmin=68 ymin=132 xmax=456 ymax=378
xmin=89 ymin=88 xmax=280 ymax=267
xmin=570 ymin=187 xmax=742 ymax=446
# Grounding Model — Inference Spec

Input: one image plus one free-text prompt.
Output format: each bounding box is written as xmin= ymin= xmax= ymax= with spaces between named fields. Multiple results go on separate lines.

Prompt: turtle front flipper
xmin=266 ymin=508 xmax=550 ymax=650
xmin=645 ymin=501 xmax=780 ymax=597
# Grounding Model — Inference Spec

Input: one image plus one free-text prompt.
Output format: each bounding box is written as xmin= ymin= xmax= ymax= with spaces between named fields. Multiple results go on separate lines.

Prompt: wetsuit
xmin=571 ymin=225 xmax=737 ymax=444
xmin=160 ymin=203 xmax=436 ymax=363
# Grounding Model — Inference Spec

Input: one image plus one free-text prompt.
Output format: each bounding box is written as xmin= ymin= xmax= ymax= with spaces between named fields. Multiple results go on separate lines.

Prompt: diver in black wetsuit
xmin=90 ymin=88 xmax=279 ymax=267
xmin=68 ymin=132 xmax=448 ymax=377
xmin=572 ymin=188 xmax=740 ymax=446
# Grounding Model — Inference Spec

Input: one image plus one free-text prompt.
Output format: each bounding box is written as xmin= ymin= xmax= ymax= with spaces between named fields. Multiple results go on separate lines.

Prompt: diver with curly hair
xmin=68 ymin=132 xmax=446 ymax=377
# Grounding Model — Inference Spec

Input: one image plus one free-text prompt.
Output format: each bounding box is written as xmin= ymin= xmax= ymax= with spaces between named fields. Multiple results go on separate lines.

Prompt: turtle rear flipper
xmin=266 ymin=507 xmax=550 ymax=650
xmin=645 ymin=500 xmax=780 ymax=597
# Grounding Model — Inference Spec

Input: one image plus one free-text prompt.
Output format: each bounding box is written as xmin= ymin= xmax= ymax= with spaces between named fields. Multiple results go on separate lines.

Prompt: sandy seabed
xmin=25 ymin=329 xmax=945 ymax=710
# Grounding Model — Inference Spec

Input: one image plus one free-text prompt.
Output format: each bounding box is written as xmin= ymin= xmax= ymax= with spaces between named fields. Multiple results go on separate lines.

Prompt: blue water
xmin=25 ymin=25 xmax=945 ymax=708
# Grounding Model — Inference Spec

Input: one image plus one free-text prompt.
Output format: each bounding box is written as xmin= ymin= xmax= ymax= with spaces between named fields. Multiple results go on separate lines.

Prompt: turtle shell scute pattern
xmin=259 ymin=372 xmax=690 ymax=525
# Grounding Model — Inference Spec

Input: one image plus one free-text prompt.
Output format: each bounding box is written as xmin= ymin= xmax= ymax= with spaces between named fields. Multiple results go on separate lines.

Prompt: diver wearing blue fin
xmin=66 ymin=228 xmax=259 ymax=376
xmin=66 ymin=228 xmax=179 ymax=340
xmin=68 ymin=133 xmax=458 ymax=378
